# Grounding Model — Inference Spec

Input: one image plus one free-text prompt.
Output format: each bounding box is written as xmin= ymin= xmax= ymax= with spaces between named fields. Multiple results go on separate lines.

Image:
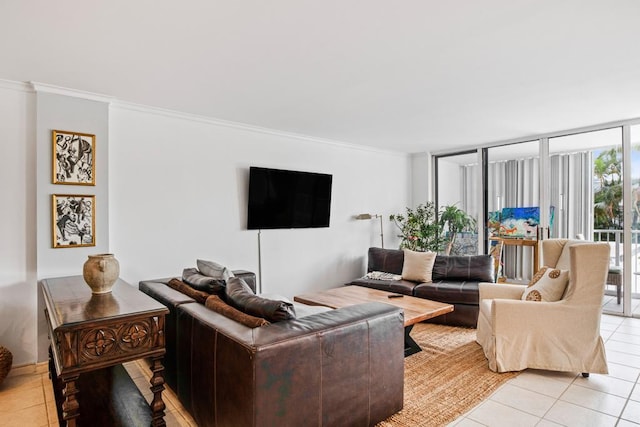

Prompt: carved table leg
xmin=48 ymin=346 xmax=64 ymax=425
xmin=61 ymin=375 xmax=80 ymax=427
xmin=149 ymin=356 xmax=166 ymax=426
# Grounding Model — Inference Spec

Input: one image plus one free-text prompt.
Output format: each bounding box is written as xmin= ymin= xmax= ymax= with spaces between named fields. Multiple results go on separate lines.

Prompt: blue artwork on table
xmin=500 ymin=207 xmax=540 ymax=238
xmin=488 ymin=211 xmax=502 ymax=236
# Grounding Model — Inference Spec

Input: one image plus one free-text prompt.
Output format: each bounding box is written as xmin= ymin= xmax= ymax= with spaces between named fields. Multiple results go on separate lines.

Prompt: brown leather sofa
xmin=140 ymin=274 xmax=404 ymax=427
xmin=140 ymin=270 xmax=257 ymax=393
xmin=347 ymin=247 xmax=495 ymax=327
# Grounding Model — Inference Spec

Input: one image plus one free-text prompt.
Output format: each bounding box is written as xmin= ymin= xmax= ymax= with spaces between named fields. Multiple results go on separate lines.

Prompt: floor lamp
xmin=356 ymin=213 xmax=384 ymax=248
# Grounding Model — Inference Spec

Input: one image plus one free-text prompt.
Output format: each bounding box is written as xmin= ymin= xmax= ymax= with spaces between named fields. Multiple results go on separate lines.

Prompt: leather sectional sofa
xmin=139 ymin=271 xmax=404 ymax=427
xmin=347 ymin=247 xmax=495 ymax=327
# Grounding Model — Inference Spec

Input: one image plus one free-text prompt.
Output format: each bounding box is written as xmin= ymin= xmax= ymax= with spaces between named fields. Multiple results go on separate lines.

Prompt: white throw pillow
xmin=196 ymin=259 xmax=235 ymax=280
xmin=401 ymin=249 xmax=437 ymax=283
xmin=522 ymin=266 xmax=569 ymax=302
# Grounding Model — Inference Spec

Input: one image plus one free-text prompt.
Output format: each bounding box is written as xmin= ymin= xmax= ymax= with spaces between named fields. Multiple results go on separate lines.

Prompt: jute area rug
xmin=377 ymin=323 xmax=518 ymax=427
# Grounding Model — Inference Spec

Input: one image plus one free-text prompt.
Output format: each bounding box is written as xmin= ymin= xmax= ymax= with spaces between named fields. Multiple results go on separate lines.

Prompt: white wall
xmin=0 ymin=78 xmax=411 ymax=367
xmin=34 ymin=92 xmax=110 ymax=362
xmin=0 ymin=82 xmax=37 ymax=366
xmin=35 ymin=92 xmax=110 ymax=277
xmin=411 ymin=152 xmax=431 ymax=206
xmin=437 ymin=158 xmax=463 ymax=207
xmin=109 ymin=105 xmax=411 ymax=296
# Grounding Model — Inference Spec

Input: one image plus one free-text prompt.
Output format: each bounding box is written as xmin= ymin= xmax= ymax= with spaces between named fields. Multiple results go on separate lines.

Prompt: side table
xmin=41 ymin=275 xmax=169 ymax=426
xmin=489 ymin=237 xmax=540 ymax=280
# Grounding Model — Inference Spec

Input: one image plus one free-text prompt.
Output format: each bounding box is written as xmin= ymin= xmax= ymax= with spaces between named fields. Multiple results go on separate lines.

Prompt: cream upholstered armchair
xmin=476 ymin=239 xmax=610 ymax=375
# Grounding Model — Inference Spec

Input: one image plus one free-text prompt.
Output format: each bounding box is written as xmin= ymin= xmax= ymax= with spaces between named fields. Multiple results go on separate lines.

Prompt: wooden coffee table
xmin=294 ymin=285 xmax=454 ymax=356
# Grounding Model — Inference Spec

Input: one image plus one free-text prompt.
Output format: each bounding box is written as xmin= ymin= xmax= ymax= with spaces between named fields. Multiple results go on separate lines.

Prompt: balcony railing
xmin=594 ymin=229 xmax=640 ymax=297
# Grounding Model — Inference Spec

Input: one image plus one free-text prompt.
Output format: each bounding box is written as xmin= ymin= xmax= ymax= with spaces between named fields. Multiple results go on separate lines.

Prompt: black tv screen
xmin=247 ymin=167 xmax=332 ymax=229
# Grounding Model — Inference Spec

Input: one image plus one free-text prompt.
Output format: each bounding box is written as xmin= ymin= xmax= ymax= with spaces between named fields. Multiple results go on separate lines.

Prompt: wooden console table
xmin=41 ymin=276 xmax=169 ymax=426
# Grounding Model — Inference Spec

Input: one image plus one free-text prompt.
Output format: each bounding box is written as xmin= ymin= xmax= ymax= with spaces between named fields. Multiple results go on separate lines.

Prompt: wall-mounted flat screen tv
xmin=247 ymin=167 xmax=332 ymax=229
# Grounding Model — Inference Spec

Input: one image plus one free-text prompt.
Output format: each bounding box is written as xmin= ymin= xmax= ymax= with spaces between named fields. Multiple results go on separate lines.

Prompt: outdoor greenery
xmin=389 ymin=203 xmax=476 ymax=254
xmin=439 ymin=204 xmax=478 ymax=255
xmin=593 ymin=148 xmax=623 ymax=230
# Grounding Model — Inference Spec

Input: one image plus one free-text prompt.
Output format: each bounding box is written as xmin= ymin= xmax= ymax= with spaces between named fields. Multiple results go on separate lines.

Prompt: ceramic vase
xmin=83 ymin=253 xmax=120 ymax=294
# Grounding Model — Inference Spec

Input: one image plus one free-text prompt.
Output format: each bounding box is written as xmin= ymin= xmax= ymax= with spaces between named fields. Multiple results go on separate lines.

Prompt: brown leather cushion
xmin=225 ymin=277 xmax=296 ymax=322
xmin=346 ymin=279 xmax=416 ymax=295
xmin=204 ymin=295 xmax=269 ymax=328
xmin=367 ymin=247 xmax=404 ymax=275
xmin=167 ymin=278 xmax=210 ymax=304
xmin=182 ymin=268 xmax=226 ymax=294
xmin=413 ymin=280 xmax=480 ymax=304
xmin=432 ymin=255 xmax=494 ymax=282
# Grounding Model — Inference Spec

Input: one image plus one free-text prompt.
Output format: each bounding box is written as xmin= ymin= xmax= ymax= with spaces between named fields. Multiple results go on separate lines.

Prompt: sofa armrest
xmin=489 ymin=299 xmax=600 ymax=339
xmin=139 ymin=278 xmax=196 ymax=306
xmin=232 ymin=270 xmax=257 ymax=292
xmin=479 ymin=282 xmax=526 ymax=301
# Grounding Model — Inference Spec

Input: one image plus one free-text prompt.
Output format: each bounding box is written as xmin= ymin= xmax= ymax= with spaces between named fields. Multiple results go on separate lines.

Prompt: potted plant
xmin=389 ymin=202 xmax=444 ymax=252
xmin=439 ymin=204 xmax=477 ymax=255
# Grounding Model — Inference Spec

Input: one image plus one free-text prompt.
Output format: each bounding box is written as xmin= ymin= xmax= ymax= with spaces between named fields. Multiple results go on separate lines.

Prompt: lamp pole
xmin=376 ymin=215 xmax=384 ymax=248
xmin=356 ymin=213 xmax=384 ymax=248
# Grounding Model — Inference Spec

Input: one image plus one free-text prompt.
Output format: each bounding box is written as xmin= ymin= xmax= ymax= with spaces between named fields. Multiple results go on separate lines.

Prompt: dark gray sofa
xmin=347 ymin=247 xmax=495 ymax=327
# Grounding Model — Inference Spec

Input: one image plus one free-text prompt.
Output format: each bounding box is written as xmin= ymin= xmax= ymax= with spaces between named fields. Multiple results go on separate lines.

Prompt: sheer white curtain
xmin=488 ymin=158 xmax=540 ymax=280
xmin=462 ymin=152 xmax=592 ymax=280
xmin=461 ymin=163 xmax=480 ymax=221
xmin=549 ymin=152 xmax=593 ymax=240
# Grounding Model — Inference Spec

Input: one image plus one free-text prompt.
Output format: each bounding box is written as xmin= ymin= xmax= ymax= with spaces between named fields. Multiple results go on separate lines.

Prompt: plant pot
xmin=83 ymin=254 xmax=120 ymax=294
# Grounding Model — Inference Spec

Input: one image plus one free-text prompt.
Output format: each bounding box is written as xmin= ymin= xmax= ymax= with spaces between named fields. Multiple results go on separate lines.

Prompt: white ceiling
xmin=2 ymin=0 xmax=640 ymax=154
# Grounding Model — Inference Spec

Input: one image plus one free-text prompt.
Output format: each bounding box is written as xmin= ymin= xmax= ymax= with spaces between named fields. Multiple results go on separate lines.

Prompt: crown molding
xmin=0 ymin=79 xmax=33 ymax=92
xmin=1 ymin=78 xmax=406 ymax=156
xmin=30 ymin=82 xmax=114 ymax=104
xmin=111 ymin=100 xmax=408 ymax=157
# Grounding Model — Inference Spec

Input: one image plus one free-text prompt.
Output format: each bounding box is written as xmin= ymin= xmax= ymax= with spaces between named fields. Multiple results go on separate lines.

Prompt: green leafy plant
xmin=389 ymin=202 xmax=444 ymax=252
xmin=439 ymin=204 xmax=477 ymax=255
xmin=390 ymin=203 xmax=477 ymax=254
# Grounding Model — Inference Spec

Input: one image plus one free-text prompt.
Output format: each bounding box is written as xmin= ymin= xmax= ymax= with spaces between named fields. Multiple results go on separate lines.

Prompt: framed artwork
xmin=52 ymin=130 xmax=95 ymax=185
xmin=499 ymin=207 xmax=540 ymax=238
xmin=52 ymin=194 xmax=95 ymax=248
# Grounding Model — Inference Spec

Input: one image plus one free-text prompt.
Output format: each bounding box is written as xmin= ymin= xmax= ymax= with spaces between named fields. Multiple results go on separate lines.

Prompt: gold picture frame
xmin=52 ymin=130 xmax=96 ymax=185
xmin=52 ymin=194 xmax=96 ymax=248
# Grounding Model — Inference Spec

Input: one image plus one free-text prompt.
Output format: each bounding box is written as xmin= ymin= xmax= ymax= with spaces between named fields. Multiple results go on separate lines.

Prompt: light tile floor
xmin=1 ymin=314 xmax=639 ymax=426
xmin=450 ymin=314 xmax=640 ymax=427
xmin=602 ymin=293 xmax=640 ymax=316
xmin=0 ymin=359 xmax=196 ymax=427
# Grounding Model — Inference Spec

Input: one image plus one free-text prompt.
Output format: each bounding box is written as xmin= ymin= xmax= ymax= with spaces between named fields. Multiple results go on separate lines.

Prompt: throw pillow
xmin=182 ymin=268 xmax=226 ymax=294
xmin=204 ymin=295 xmax=269 ymax=328
xmin=196 ymin=259 xmax=235 ymax=281
xmin=225 ymin=277 xmax=296 ymax=322
xmin=401 ymin=249 xmax=437 ymax=283
xmin=521 ymin=266 xmax=569 ymax=302
xmin=365 ymin=271 xmax=403 ymax=281
xmin=166 ymin=278 xmax=210 ymax=304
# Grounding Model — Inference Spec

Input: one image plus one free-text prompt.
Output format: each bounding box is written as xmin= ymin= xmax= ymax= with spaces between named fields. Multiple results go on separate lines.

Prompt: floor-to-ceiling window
xmin=433 ymin=119 xmax=640 ymax=318
xmin=435 ymin=151 xmax=480 ymax=255
xmin=485 ymin=141 xmax=540 ymax=281
xmin=626 ymin=124 xmax=640 ymax=316
xmin=548 ymin=128 xmax=630 ymax=314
